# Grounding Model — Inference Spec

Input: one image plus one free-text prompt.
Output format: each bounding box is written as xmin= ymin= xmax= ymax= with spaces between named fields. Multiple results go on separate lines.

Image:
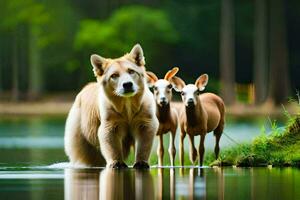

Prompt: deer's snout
xmin=187 ymin=98 xmax=195 ymax=107
xmin=159 ymin=97 xmax=168 ymax=106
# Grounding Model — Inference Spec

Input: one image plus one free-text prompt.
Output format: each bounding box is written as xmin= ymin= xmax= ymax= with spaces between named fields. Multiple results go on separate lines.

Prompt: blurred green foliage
xmin=74 ymin=6 xmax=178 ymax=73
xmin=1 ymin=0 xmax=49 ymax=29
xmin=0 ymin=0 xmax=299 ymax=97
xmin=75 ymin=6 xmax=178 ymax=53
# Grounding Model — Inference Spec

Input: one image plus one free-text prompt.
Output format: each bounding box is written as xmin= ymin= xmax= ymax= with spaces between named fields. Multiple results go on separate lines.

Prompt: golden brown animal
xmin=64 ymin=44 xmax=159 ymax=169
xmin=171 ymin=74 xmax=225 ymax=166
xmin=146 ymin=67 xmax=179 ymax=166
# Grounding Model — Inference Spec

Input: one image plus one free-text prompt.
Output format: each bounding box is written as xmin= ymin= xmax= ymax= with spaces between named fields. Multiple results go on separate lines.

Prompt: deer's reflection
xmin=156 ymin=168 xmax=176 ymax=200
xmin=65 ymin=168 xmax=154 ymax=200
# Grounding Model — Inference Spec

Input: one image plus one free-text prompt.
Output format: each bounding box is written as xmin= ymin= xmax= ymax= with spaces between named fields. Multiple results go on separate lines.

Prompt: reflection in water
xmin=156 ymin=168 xmax=176 ymax=200
xmin=65 ymin=168 xmax=154 ymax=200
xmin=64 ymin=167 xmax=300 ymax=200
xmin=65 ymin=169 xmax=100 ymax=200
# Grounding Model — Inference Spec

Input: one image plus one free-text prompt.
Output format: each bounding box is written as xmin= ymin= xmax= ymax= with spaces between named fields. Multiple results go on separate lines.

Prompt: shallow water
xmin=0 ymin=166 xmax=300 ymax=200
xmin=0 ymin=116 xmax=284 ymax=166
xmin=0 ymin=116 xmax=295 ymax=199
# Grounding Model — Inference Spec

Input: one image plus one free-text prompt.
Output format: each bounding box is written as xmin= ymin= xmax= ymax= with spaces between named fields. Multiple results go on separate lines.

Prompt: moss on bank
xmin=209 ymin=114 xmax=300 ymax=167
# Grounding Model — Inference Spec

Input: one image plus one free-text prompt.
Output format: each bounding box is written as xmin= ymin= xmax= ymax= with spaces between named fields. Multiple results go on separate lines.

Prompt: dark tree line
xmin=221 ymin=0 xmax=294 ymax=105
xmin=0 ymin=0 xmax=299 ymax=105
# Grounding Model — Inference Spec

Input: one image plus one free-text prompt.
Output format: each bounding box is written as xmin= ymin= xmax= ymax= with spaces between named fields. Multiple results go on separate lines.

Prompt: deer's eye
xmin=181 ymin=91 xmax=185 ymax=96
xmin=167 ymin=84 xmax=173 ymax=89
xmin=128 ymin=69 xmax=135 ymax=74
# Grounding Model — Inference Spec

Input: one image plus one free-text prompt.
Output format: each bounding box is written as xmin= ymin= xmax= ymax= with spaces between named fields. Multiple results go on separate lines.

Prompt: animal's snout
xmin=123 ymin=82 xmax=133 ymax=91
xmin=159 ymin=97 xmax=168 ymax=105
xmin=187 ymin=98 xmax=195 ymax=106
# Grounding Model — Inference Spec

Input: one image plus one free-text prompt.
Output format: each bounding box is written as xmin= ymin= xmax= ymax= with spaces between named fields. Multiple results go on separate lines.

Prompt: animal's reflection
xmin=177 ymin=168 xmax=207 ymax=200
xmin=65 ymin=169 xmax=100 ymax=200
xmin=65 ymin=167 xmax=226 ymax=200
xmin=156 ymin=168 xmax=176 ymax=200
xmin=64 ymin=168 xmax=154 ymax=200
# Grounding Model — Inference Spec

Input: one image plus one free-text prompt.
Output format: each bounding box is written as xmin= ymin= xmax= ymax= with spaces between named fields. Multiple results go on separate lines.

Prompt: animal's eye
xmin=128 ymin=69 xmax=135 ymax=74
xmin=167 ymin=84 xmax=173 ymax=89
xmin=110 ymin=73 xmax=119 ymax=79
xmin=181 ymin=91 xmax=185 ymax=96
xmin=153 ymin=86 xmax=158 ymax=91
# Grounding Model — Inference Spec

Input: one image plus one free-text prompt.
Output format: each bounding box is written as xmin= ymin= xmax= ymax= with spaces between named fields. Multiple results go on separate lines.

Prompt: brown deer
xmin=170 ymin=74 xmax=225 ymax=166
xmin=146 ymin=67 xmax=179 ymax=166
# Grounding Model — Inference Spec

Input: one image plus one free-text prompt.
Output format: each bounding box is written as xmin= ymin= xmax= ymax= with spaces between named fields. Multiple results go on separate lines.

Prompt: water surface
xmin=0 ymin=116 xmax=295 ymax=200
xmin=0 ymin=167 xmax=299 ymax=200
xmin=0 ymin=116 xmax=283 ymax=166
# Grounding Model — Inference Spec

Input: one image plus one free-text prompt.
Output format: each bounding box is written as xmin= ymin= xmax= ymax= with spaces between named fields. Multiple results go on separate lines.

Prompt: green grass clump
xmin=210 ymin=114 xmax=300 ymax=167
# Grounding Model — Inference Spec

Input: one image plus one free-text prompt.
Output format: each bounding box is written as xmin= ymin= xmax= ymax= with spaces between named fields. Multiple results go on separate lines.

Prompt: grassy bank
xmin=208 ymin=113 xmax=300 ymax=167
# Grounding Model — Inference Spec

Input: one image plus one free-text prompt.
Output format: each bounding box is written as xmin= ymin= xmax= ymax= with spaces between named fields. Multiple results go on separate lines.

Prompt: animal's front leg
xmin=134 ymin=122 xmax=157 ymax=169
xmin=98 ymin=123 xmax=127 ymax=169
xmin=188 ymin=134 xmax=197 ymax=164
xmin=157 ymin=134 xmax=164 ymax=167
xmin=168 ymin=129 xmax=176 ymax=167
xmin=198 ymin=134 xmax=206 ymax=167
xmin=179 ymin=127 xmax=186 ymax=166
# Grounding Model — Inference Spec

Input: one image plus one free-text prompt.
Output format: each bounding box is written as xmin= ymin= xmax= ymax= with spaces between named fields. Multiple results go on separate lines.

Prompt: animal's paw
xmin=108 ymin=161 xmax=128 ymax=169
xmin=133 ymin=161 xmax=150 ymax=169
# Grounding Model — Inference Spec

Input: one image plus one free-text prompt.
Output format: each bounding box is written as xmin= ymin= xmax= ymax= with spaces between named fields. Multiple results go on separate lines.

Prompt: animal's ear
xmin=129 ymin=44 xmax=145 ymax=67
xmin=170 ymin=76 xmax=185 ymax=92
xmin=164 ymin=67 xmax=179 ymax=81
xmin=90 ymin=54 xmax=107 ymax=76
xmin=145 ymin=71 xmax=158 ymax=87
xmin=195 ymin=74 xmax=209 ymax=91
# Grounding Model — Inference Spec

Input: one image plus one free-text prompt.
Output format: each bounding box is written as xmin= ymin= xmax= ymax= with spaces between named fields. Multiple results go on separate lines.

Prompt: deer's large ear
xmin=195 ymin=74 xmax=209 ymax=91
xmin=164 ymin=67 xmax=179 ymax=81
xmin=145 ymin=71 xmax=158 ymax=87
xmin=170 ymin=76 xmax=185 ymax=92
xmin=129 ymin=44 xmax=145 ymax=67
xmin=90 ymin=54 xmax=107 ymax=77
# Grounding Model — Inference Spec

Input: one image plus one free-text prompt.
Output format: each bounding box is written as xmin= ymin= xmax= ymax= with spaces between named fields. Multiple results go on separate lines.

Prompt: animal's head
xmin=146 ymin=67 xmax=179 ymax=107
xmin=170 ymin=74 xmax=209 ymax=107
xmin=90 ymin=44 xmax=146 ymax=98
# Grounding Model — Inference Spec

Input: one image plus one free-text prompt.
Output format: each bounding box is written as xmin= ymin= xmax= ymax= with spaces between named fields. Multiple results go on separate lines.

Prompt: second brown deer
xmin=170 ymin=74 xmax=225 ymax=166
xmin=147 ymin=67 xmax=179 ymax=166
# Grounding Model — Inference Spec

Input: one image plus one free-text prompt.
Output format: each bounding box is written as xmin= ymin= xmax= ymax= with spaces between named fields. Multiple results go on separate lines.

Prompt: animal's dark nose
xmin=187 ymin=98 xmax=194 ymax=106
xmin=161 ymin=97 xmax=166 ymax=102
xmin=123 ymin=82 xmax=133 ymax=90
xmin=160 ymin=97 xmax=167 ymax=105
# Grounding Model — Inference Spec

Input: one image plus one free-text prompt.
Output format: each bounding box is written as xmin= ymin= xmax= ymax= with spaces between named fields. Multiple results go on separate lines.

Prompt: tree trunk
xmin=220 ymin=0 xmax=235 ymax=105
xmin=28 ymin=25 xmax=42 ymax=100
xmin=254 ymin=0 xmax=268 ymax=104
xmin=268 ymin=0 xmax=290 ymax=105
xmin=0 ymin=36 xmax=3 ymax=94
xmin=12 ymin=28 xmax=20 ymax=101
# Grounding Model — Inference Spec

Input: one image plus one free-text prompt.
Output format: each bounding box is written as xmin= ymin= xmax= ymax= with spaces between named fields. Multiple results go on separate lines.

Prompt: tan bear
xmin=64 ymin=44 xmax=159 ymax=169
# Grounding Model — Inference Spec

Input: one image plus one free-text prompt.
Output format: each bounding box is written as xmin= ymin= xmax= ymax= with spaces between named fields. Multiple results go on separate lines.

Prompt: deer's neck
xmin=156 ymin=103 xmax=171 ymax=123
xmin=185 ymin=98 xmax=203 ymax=127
